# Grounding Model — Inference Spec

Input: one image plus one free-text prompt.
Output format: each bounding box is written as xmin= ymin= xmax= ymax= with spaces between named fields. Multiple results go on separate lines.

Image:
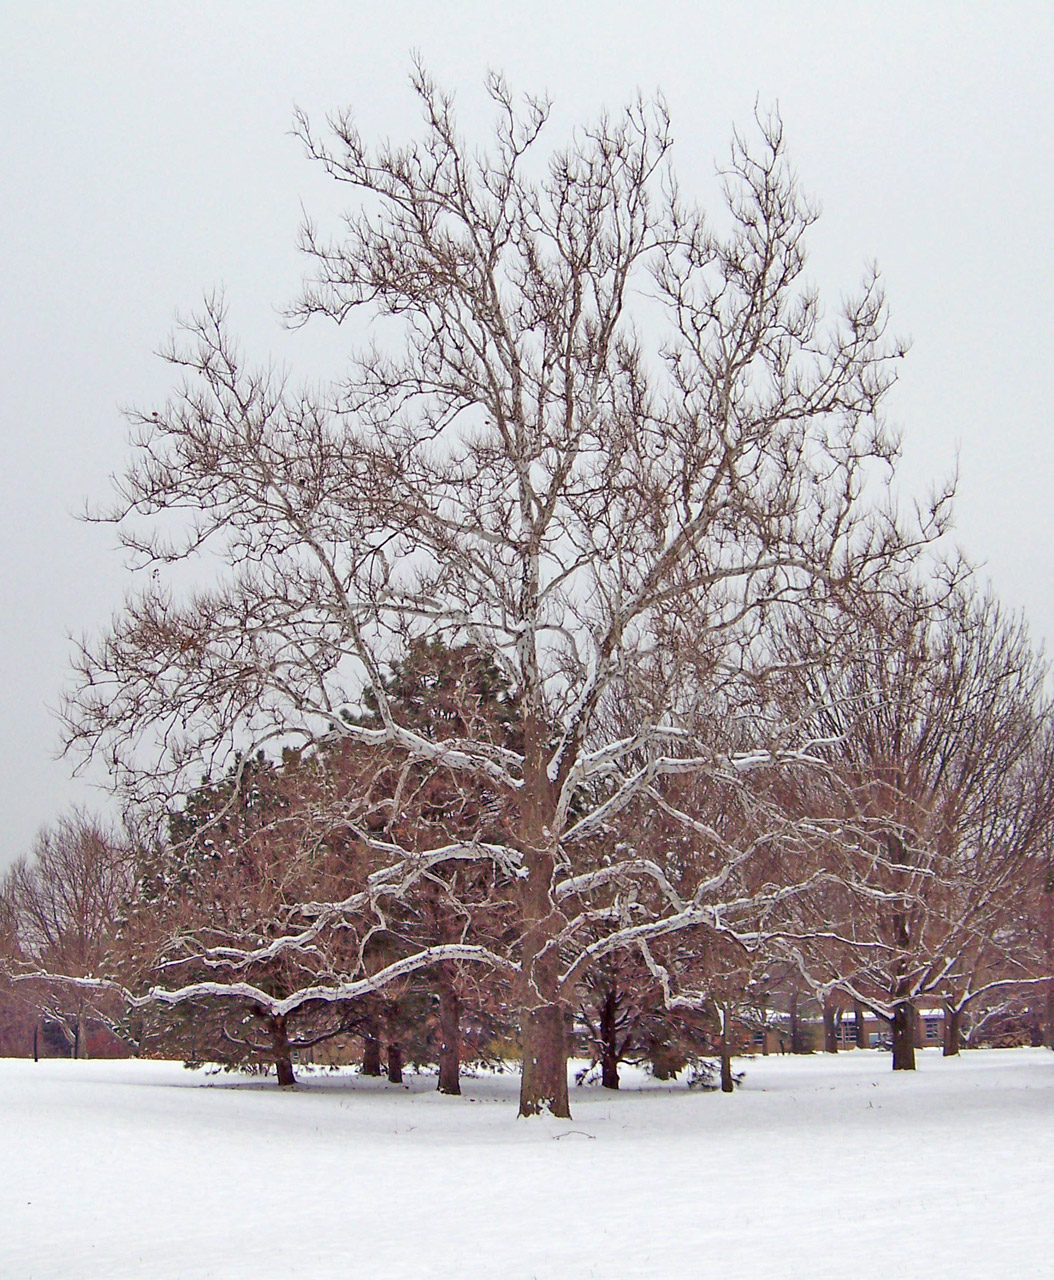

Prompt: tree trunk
xmin=822 ymin=995 xmax=839 ymax=1054
xmin=436 ymin=968 xmax=461 ymax=1095
xmin=718 ymin=1007 xmax=734 ymax=1092
xmin=519 ymin=988 xmax=569 ymax=1117
xmin=361 ymin=1009 xmax=382 ymax=1076
xmin=387 ymin=1039 xmax=403 ymax=1084
xmin=1043 ymin=981 xmax=1054 ymax=1050
xmin=854 ymin=1000 xmax=868 ymax=1049
xmin=518 ymin=914 xmax=570 ymax=1116
xmin=943 ymin=1003 xmax=963 ymax=1057
xmin=517 ymin=756 xmax=570 ymax=1119
xmin=891 ymin=1000 xmax=916 ymax=1071
xmin=789 ymin=991 xmax=805 ymax=1054
xmin=268 ymin=1014 xmax=296 ymax=1087
xmin=599 ymin=985 xmax=620 ymax=1090
xmin=384 ymin=998 xmax=403 ymax=1083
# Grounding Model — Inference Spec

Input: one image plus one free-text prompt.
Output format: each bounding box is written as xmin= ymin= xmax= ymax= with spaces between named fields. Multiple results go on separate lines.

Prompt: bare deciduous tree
xmin=773 ymin=587 xmax=1054 ymax=1070
xmin=65 ymin=71 xmax=944 ymax=1116
xmin=4 ymin=813 xmax=133 ymax=1056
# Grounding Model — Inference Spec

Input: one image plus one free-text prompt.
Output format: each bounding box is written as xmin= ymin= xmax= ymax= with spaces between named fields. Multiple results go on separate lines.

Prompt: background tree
xmin=4 ymin=813 xmax=133 ymax=1057
xmin=131 ymin=752 xmax=385 ymax=1084
xmin=772 ymin=585 xmax=1053 ymax=1069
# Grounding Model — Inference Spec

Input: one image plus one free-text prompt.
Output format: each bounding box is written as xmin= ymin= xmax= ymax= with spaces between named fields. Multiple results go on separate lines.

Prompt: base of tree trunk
xmin=720 ymin=1046 xmax=734 ymax=1093
xmin=942 ymin=1006 xmax=963 ymax=1057
xmin=599 ymin=986 xmax=620 ymax=1089
xmin=854 ymin=1001 xmax=868 ymax=1049
xmin=268 ymin=1014 xmax=297 ymax=1088
xmin=789 ymin=993 xmax=806 ymax=1054
xmin=362 ymin=1032 xmax=382 ymax=1076
xmin=437 ymin=980 xmax=461 ymax=1095
xmin=519 ymin=1003 xmax=570 ymax=1118
xmin=437 ymin=1059 xmax=461 ymax=1094
xmin=891 ymin=1001 xmax=916 ymax=1071
xmin=387 ymin=1041 xmax=403 ymax=1084
xmin=822 ymin=997 xmax=839 ymax=1054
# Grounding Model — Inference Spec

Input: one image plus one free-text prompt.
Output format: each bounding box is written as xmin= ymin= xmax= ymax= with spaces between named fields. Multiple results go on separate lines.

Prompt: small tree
xmin=4 ymin=813 xmax=133 ymax=1057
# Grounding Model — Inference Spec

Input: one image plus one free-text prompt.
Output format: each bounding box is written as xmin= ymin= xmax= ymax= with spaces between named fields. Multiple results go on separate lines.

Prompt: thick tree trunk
xmin=822 ymin=995 xmax=839 ymax=1054
xmin=385 ymin=998 xmax=403 ymax=1083
xmin=891 ymin=1000 xmax=916 ymax=1071
xmin=361 ymin=1009 xmax=382 ymax=1076
xmin=599 ymin=985 xmax=620 ymax=1090
xmin=789 ymin=991 xmax=805 ymax=1054
xmin=268 ymin=1014 xmax=296 ymax=1087
xmin=387 ymin=1039 xmax=403 ymax=1084
xmin=516 ymin=748 xmax=570 ymax=1119
xmin=436 ymin=969 xmax=461 ymax=1096
xmin=854 ymin=1000 xmax=868 ymax=1049
xmin=518 ymin=905 xmax=570 ymax=1116
xmin=943 ymin=1003 xmax=963 ymax=1057
xmin=519 ymin=989 xmax=569 ymax=1117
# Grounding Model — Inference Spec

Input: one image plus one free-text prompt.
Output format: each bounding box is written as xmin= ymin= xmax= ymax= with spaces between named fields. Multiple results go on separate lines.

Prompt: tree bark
xmin=891 ymin=1000 xmax=916 ymax=1071
xmin=943 ymin=1003 xmax=963 ymax=1057
xmin=519 ymin=981 xmax=569 ymax=1117
xmin=268 ymin=1014 xmax=296 ymax=1087
xmin=387 ymin=1039 xmax=403 ymax=1084
xmin=516 ymin=745 xmax=570 ymax=1119
xmin=1043 ymin=981 xmax=1054 ymax=1050
xmin=361 ymin=1011 xmax=382 ymax=1076
xmin=718 ymin=1007 xmax=734 ymax=1092
xmin=822 ymin=995 xmax=839 ymax=1054
xmin=854 ymin=1000 xmax=868 ymax=1049
xmin=384 ymin=997 xmax=404 ymax=1083
xmin=599 ymin=985 xmax=620 ymax=1090
xmin=436 ymin=967 xmax=461 ymax=1095
xmin=789 ymin=991 xmax=805 ymax=1054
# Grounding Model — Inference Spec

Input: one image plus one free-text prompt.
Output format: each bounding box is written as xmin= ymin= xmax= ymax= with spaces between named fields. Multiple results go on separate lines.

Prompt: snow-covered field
xmin=3 ymin=1048 xmax=1052 ymax=1279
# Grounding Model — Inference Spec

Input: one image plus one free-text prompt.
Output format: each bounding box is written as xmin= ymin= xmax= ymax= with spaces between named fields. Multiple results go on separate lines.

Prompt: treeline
xmin=4 ymin=600 xmax=1054 ymax=1094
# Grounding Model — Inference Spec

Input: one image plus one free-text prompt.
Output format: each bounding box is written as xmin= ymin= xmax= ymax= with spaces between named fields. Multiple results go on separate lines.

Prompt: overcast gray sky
xmin=2 ymin=2 xmax=1053 ymax=869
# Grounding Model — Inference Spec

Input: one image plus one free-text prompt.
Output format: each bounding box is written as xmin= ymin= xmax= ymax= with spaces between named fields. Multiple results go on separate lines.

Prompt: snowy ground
xmin=3 ymin=1049 xmax=1052 ymax=1279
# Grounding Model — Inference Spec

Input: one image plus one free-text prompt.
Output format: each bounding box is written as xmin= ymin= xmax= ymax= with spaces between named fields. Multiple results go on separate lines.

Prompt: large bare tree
xmin=65 ymin=71 xmax=944 ymax=1115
